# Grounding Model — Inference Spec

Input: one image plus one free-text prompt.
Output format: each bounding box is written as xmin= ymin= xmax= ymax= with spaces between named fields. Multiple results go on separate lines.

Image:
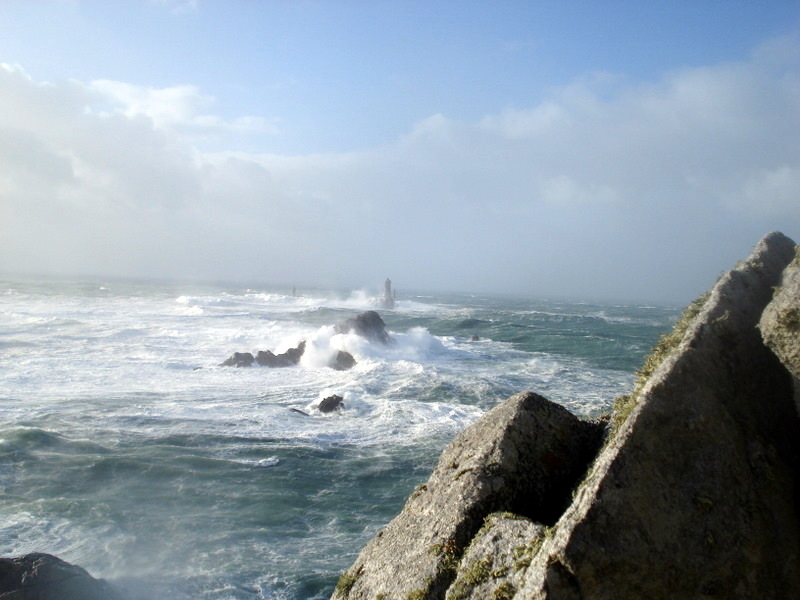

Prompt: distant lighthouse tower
xmin=382 ymin=278 xmax=395 ymax=309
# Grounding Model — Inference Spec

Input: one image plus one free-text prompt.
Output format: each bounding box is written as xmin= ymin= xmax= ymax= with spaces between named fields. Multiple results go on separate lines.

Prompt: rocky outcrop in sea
xmin=218 ymin=310 xmax=392 ymax=370
xmin=331 ymin=231 xmax=800 ymax=600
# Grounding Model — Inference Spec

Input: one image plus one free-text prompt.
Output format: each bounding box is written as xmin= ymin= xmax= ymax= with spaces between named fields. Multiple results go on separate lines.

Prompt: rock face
xmin=332 ymin=232 xmax=800 ymax=600
xmin=332 ymin=392 xmax=605 ymax=600
xmin=760 ymin=245 xmax=800 ymax=413
xmin=335 ymin=311 xmax=392 ymax=345
xmin=0 ymin=553 xmax=126 ymax=600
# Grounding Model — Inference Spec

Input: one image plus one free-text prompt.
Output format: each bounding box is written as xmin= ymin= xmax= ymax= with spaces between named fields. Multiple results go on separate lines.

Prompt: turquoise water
xmin=0 ymin=278 xmax=678 ymax=599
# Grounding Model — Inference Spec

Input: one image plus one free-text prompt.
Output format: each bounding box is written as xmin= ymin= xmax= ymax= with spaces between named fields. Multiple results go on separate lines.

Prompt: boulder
xmin=760 ymin=245 xmax=800 ymax=413
xmin=319 ymin=394 xmax=345 ymax=413
xmin=335 ymin=311 xmax=392 ymax=345
xmin=331 ymin=351 xmax=357 ymax=371
xmin=218 ymin=351 xmax=254 ymax=367
xmin=255 ymin=341 xmax=306 ymax=368
xmin=0 ymin=553 xmax=127 ymax=600
xmin=331 ymin=392 xmax=605 ymax=600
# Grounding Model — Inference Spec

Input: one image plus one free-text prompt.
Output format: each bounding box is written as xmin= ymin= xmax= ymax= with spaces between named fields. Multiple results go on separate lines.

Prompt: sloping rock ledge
xmin=332 ymin=231 xmax=800 ymax=600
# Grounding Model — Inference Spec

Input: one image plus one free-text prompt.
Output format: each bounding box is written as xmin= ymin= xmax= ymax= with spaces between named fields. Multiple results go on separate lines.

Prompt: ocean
xmin=0 ymin=277 xmax=679 ymax=599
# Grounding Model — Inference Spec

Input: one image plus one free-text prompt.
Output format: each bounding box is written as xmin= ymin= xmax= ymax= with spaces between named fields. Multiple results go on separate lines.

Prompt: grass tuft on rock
xmin=334 ymin=570 xmax=360 ymax=598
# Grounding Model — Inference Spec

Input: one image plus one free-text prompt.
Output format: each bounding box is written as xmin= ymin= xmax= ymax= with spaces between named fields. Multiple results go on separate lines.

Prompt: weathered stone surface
xmin=0 ymin=553 xmax=126 ymax=600
xmin=255 ymin=341 xmax=306 ymax=367
xmin=760 ymin=245 xmax=800 ymax=413
xmin=218 ymin=351 xmax=254 ymax=367
xmin=335 ymin=311 xmax=392 ymax=344
xmin=516 ymin=231 xmax=800 ymax=599
xmin=444 ymin=513 xmax=545 ymax=600
xmin=331 ymin=351 xmax=357 ymax=371
xmin=331 ymin=392 xmax=605 ymax=600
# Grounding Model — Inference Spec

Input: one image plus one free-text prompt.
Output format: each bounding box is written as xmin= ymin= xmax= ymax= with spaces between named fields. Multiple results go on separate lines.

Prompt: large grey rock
xmin=760 ymin=246 xmax=800 ymax=413
xmin=517 ymin=231 xmax=800 ymax=599
xmin=331 ymin=392 xmax=605 ymax=600
xmin=0 ymin=553 xmax=127 ymax=600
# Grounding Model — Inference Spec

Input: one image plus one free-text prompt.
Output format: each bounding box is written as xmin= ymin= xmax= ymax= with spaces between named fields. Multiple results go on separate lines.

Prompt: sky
xmin=1 ymin=1 xmax=799 ymax=304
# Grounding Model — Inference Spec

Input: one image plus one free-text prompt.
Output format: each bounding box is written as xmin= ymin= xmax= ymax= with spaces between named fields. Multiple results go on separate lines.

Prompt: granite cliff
xmin=332 ymin=231 xmax=800 ymax=600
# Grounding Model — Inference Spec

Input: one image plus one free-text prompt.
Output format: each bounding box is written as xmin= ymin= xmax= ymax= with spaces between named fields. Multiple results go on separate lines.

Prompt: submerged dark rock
xmin=335 ymin=311 xmax=392 ymax=344
xmin=218 ymin=351 xmax=254 ymax=367
xmin=255 ymin=341 xmax=306 ymax=368
xmin=0 ymin=553 xmax=127 ymax=600
xmin=319 ymin=394 xmax=345 ymax=413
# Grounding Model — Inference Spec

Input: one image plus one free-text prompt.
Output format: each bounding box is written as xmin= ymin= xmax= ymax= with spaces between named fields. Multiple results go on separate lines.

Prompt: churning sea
xmin=0 ymin=277 xmax=679 ymax=599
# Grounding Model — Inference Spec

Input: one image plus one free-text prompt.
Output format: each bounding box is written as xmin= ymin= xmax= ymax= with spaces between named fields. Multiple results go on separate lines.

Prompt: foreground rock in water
xmin=0 ymin=553 xmax=127 ymax=600
xmin=332 ymin=231 xmax=800 ymax=600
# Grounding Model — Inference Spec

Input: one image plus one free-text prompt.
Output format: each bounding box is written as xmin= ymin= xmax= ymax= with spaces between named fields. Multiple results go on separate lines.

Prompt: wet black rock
xmin=335 ymin=311 xmax=392 ymax=344
xmin=319 ymin=394 xmax=345 ymax=413
xmin=255 ymin=341 xmax=306 ymax=368
xmin=218 ymin=351 xmax=255 ymax=367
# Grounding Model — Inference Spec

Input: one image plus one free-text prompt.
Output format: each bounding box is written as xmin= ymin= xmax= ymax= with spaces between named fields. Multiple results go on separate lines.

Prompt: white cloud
xmin=88 ymin=79 xmax=278 ymax=138
xmin=1 ymin=35 xmax=799 ymax=302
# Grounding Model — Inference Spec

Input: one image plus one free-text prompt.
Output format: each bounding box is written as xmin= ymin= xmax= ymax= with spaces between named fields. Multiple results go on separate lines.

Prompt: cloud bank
xmin=1 ymin=35 xmax=799 ymax=302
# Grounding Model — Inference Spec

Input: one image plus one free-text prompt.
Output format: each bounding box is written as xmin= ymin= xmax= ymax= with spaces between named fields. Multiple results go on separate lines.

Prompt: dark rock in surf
xmin=255 ymin=341 xmax=306 ymax=368
xmin=335 ymin=311 xmax=392 ymax=344
xmin=0 ymin=553 xmax=128 ymax=600
xmin=319 ymin=394 xmax=345 ymax=413
xmin=331 ymin=350 xmax=357 ymax=371
xmin=219 ymin=352 xmax=254 ymax=367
